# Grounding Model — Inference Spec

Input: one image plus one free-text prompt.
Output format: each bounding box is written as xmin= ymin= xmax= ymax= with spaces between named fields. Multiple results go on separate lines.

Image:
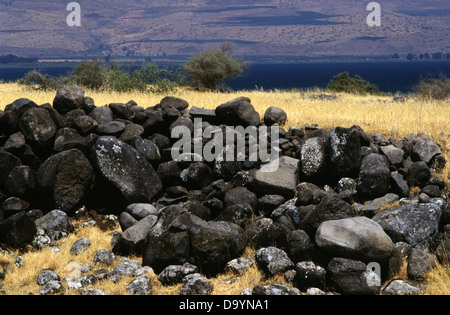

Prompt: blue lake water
xmin=1 ymin=61 xmax=449 ymax=93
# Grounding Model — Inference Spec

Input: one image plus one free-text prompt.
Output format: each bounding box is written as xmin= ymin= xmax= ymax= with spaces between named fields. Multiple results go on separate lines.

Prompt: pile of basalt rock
xmin=0 ymin=85 xmax=448 ymax=295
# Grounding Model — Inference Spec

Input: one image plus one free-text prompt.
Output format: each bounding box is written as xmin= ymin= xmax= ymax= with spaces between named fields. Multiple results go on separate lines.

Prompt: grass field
xmin=0 ymin=83 xmax=449 ymax=295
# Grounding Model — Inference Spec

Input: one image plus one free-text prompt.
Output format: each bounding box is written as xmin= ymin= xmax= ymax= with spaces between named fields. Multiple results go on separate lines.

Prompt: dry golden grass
xmin=0 ymin=219 xmax=288 ymax=295
xmin=1 ymin=83 xmax=449 ymax=140
xmin=424 ymin=259 xmax=450 ymax=295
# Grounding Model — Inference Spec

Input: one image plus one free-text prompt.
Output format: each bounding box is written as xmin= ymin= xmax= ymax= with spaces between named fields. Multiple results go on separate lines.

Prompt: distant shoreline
xmin=0 ymin=56 xmax=449 ymax=68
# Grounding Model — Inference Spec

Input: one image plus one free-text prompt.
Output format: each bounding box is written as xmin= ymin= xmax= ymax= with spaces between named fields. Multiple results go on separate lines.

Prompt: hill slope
xmin=0 ymin=0 xmax=449 ymax=58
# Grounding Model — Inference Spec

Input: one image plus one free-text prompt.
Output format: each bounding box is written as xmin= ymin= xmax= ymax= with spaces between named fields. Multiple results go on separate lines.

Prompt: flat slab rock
xmin=249 ymin=156 xmax=299 ymax=198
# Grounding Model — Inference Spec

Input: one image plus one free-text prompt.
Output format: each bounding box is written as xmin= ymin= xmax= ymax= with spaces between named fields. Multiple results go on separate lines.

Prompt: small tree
xmin=326 ymin=71 xmax=383 ymax=95
xmin=72 ymin=59 xmax=108 ymax=90
xmin=183 ymin=43 xmax=246 ymax=90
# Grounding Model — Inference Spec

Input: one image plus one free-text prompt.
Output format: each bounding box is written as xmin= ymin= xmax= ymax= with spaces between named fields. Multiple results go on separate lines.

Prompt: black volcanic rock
xmin=91 ymin=136 xmax=163 ymax=204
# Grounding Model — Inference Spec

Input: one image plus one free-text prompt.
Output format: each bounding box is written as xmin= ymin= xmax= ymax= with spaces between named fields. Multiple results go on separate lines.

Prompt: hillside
xmin=0 ymin=0 xmax=449 ymax=58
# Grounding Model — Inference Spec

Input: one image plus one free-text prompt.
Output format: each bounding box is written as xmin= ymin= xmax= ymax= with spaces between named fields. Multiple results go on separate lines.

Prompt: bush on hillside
xmin=326 ymin=71 xmax=384 ymax=96
xmin=182 ymin=42 xmax=247 ymax=90
xmin=17 ymin=70 xmax=64 ymax=91
xmin=415 ymin=75 xmax=450 ymax=101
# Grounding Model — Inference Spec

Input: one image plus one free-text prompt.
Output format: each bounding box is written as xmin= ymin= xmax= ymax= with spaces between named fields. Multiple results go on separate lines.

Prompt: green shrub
xmin=17 ymin=70 xmax=62 ymax=91
xmin=415 ymin=75 xmax=450 ymax=101
xmin=132 ymin=62 xmax=179 ymax=93
xmin=72 ymin=59 xmax=108 ymax=90
xmin=326 ymin=71 xmax=384 ymax=95
xmin=17 ymin=60 xmax=179 ymax=93
xmin=182 ymin=43 xmax=246 ymax=90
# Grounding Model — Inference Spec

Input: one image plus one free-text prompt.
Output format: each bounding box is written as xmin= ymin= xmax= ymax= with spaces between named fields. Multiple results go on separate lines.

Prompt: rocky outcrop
xmin=0 ymin=87 xmax=448 ymax=295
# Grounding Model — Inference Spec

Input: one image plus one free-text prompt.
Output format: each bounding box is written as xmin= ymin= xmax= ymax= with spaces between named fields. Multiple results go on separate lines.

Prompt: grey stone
xmin=372 ymin=203 xmax=442 ymax=246
xmin=380 ymin=145 xmax=404 ymax=165
xmin=336 ymin=177 xmax=357 ymax=193
xmin=125 ymin=203 xmax=158 ymax=220
xmin=252 ymin=284 xmax=291 ymax=295
xmin=249 ymin=156 xmax=299 ymax=198
xmin=160 ymin=96 xmax=189 ymax=111
xmin=19 ymin=107 xmax=57 ymax=148
xmin=37 ymin=270 xmax=60 ymax=286
xmin=180 ymin=273 xmax=213 ymax=295
xmin=327 ymin=257 xmax=379 ymax=295
xmin=390 ymin=171 xmax=410 ymax=198
xmin=126 ymin=275 xmax=152 ymax=295
xmin=357 ymin=153 xmax=391 ymax=198
xmin=328 ymin=127 xmax=362 ymax=177
xmin=53 ymin=85 xmax=85 ymax=115
xmin=264 ymin=106 xmax=287 ymax=126
xmin=36 ymin=210 xmax=74 ymax=241
xmin=299 ymin=196 xmax=355 ymax=237
xmin=407 ymin=161 xmax=431 ymax=187
xmin=91 ymin=136 xmax=163 ymax=204
xmin=37 ymin=149 xmax=94 ymax=212
xmin=315 ymin=216 xmax=394 ymax=262
xmin=215 ymin=97 xmax=260 ymax=127
xmin=300 ymin=137 xmax=327 ymax=178
xmin=93 ymin=249 xmax=115 ymax=266
xmin=294 ymin=261 xmax=326 ymax=290
xmin=157 ymin=263 xmax=199 ymax=286
xmin=407 ymin=247 xmax=435 ymax=280
xmin=382 ymin=280 xmax=422 ymax=295
xmin=412 ymin=137 xmax=441 ymax=164
xmin=226 ymin=257 xmax=253 ymax=275
xmin=255 ymin=246 xmax=294 ymax=276
xmin=358 ymin=193 xmax=400 ymax=217
xmin=82 ymin=289 xmax=106 ymax=295
xmin=0 ymin=211 xmax=37 ymax=248
xmin=224 ymin=186 xmax=257 ymax=210
xmin=39 ymin=280 xmax=62 ymax=295
xmin=70 ymin=237 xmax=91 ymax=255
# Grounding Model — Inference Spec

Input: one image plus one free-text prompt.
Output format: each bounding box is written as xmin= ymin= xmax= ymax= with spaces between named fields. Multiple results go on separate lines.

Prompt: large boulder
xmin=111 ymin=215 xmax=158 ymax=255
xmin=328 ymin=127 xmax=362 ymax=178
xmin=53 ymin=86 xmax=85 ymax=115
xmin=91 ymin=136 xmax=163 ymax=204
xmin=215 ymin=97 xmax=260 ymax=127
xmin=372 ymin=202 xmax=443 ymax=246
xmin=0 ymin=211 xmax=37 ymax=248
xmin=255 ymin=246 xmax=294 ymax=276
xmin=315 ymin=216 xmax=394 ymax=263
xmin=160 ymin=96 xmax=189 ymax=111
xmin=407 ymin=161 xmax=431 ymax=187
xmin=223 ymin=186 xmax=257 ymax=210
xmin=299 ymin=196 xmax=355 ymax=237
xmin=180 ymin=162 xmax=214 ymax=189
xmin=19 ymin=107 xmax=57 ymax=149
xmin=299 ymin=137 xmax=327 ymax=180
xmin=189 ymin=220 xmax=247 ymax=276
xmin=412 ymin=137 xmax=441 ymax=164
xmin=0 ymin=149 xmax=22 ymax=190
xmin=264 ymin=106 xmax=287 ymax=126
xmin=380 ymin=145 xmax=404 ymax=165
xmin=248 ymin=156 xmax=299 ymax=198
xmin=35 ymin=209 xmax=74 ymax=242
xmin=327 ymin=257 xmax=380 ymax=295
xmin=357 ymin=153 xmax=391 ymax=199
xmin=5 ymin=165 xmax=36 ymax=200
xmin=37 ymin=149 xmax=94 ymax=212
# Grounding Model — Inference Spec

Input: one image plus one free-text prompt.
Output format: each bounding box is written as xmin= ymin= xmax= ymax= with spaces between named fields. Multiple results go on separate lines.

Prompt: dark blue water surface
xmin=1 ymin=61 xmax=449 ymax=93
xmin=227 ymin=61 xmax=450 ymax=93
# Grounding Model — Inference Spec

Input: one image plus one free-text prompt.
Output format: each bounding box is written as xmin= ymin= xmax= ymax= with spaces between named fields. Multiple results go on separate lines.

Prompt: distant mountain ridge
xmin=0 ymin=0 xmax=449 ymax=59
